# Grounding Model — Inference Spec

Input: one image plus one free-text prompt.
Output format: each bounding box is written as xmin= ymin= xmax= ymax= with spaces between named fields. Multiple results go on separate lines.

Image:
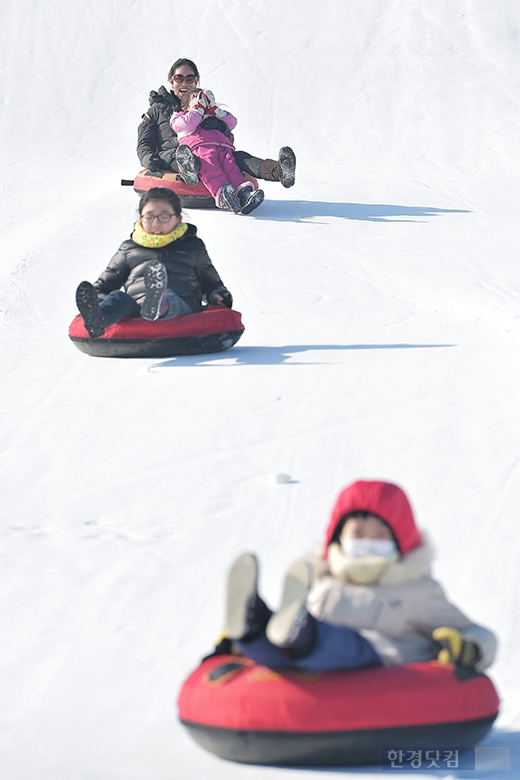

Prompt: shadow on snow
xmin=250 ymin=200 xmax=470 ymax=223
xmin=149 ymin=342 xmax=455 ymax=369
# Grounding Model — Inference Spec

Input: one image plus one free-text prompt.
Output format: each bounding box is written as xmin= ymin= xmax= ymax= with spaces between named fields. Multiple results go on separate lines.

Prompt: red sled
xmin=124 ymin=170 xmax=259 ymax=209
xmin=69 ymin=306 xmax=244 ymax=358
xmin=177 ymin=654 xmax=499 ymax=766
xmin=131 ymin=169 xmax=215 ymax=209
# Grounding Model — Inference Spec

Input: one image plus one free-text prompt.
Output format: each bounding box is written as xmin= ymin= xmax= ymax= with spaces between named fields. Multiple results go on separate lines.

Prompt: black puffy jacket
xmin=137 ymin=87 xmax=234 ymax=173
xmin=93 ymin=223 xmax=229 ymax=312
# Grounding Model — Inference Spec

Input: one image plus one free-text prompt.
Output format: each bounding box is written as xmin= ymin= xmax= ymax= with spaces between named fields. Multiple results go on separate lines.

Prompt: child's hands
xmin=200 ymin=92 xmax=227 ymax=119
xmin=433 ymin=627 xmax=479 ymax=667
xmin=206 ymin=105 xmax=227 ymax=119
xmin=145 ymin=155 xmax=165 ymax=176
xmin=191 ymin=90 xmax=209 ymax=115
xmin=208 ymin=287 xmax=233 ymax=308
xmin=200 ymin=90 xmax=215 ymax=106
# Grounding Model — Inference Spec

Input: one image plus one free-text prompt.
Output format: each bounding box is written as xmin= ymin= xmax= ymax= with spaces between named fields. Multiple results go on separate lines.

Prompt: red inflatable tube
xmin=132 ymin=170 xmax=215 ymax=209
xmin=130 ymin=170 xmax=259 ymax=209
xmin=177 ymin=654 xmax=499 ymax=766
xmin=69 ymin=306 xmax=244 ymax=358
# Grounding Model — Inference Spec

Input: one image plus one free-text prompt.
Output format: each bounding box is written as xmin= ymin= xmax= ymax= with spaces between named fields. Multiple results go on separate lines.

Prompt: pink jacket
xmin=170 ymin=109 xmax=238 ymax=151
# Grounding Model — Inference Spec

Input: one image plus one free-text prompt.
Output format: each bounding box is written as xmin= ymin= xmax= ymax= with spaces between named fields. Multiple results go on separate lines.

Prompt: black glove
xmin=144 ymin=155 xmax=165 ymax=177
xmin=144 ymin=168 xmax=164 ymax=178
xmin=208 ymin=287 xmax=233 ymax=308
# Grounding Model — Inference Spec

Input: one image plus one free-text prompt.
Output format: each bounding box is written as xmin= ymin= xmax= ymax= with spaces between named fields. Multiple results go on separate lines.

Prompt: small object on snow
xmin=267 ymin=473 xmax=292 ymax=484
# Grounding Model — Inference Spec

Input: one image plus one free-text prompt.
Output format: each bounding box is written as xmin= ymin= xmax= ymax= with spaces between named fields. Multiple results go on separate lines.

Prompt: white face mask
xmin=328 ymin=538 xmax=400 ymax=584
xmin=340 ymin=537 xmax=397 ymax=559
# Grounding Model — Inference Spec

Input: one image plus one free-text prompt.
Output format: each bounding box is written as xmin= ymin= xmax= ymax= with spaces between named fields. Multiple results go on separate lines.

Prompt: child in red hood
xmin=224 ymin=480 xmax=497 ymax=672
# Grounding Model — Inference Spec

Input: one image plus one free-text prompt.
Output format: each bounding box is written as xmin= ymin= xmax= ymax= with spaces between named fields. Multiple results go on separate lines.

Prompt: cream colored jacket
xmin=306 ymin=538 xmax=497 ymax=672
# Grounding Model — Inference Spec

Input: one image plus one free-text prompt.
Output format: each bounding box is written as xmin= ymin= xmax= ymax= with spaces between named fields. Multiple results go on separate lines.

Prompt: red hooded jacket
xmin=323 ymin=480 xmax=421 ymax=557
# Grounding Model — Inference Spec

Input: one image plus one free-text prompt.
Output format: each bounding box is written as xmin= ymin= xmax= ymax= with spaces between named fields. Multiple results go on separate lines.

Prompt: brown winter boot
xmin=259 ymin=158 xmax=281 ymax=182
xmin=259 ymin=147 xmax=296 ymax=188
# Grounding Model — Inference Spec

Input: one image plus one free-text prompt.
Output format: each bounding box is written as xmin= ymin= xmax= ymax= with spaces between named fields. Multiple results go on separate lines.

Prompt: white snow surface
xmin=1 ymin=0 xmax=520 ymax=777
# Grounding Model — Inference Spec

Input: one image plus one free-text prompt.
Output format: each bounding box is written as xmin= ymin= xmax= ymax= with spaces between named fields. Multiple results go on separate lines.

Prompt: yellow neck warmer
xmin=132 ymin=220 xmax=188 ymax=248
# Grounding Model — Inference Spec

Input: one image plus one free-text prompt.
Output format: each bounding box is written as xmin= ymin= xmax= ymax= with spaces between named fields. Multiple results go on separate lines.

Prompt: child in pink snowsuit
xmin=170 ymin=89 xmax=264 ymax=215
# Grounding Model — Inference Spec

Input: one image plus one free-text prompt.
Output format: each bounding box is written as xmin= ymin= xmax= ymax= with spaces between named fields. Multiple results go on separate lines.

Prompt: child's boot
xmin=175 ymin=146 xmax=200 ymax=186
xmin=217 ymin=183 xmax=241 ymax=214
xmin=141 ymin=260 xmax=168 ymax=321
xmin=266 ymin=560 xmax=316 ymax=656
xmin=76 ymin=281 xmax=106 ymax=339
xmin=237 ymin=184 xmax=265 ymax=215
xmin=278 ymin=146 xmax=296 ymax=188
xmin=225 ymin=553 xmax=270 ymax=641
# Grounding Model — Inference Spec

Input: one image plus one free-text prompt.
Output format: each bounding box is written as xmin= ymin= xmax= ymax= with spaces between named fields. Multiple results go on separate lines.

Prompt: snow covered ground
xmin=1 ymin=0 xmax=520 ymax=777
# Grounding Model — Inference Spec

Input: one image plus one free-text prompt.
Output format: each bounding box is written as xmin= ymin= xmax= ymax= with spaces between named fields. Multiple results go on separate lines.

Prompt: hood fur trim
xmin=378 ymin=532 xmax=434 ymax=586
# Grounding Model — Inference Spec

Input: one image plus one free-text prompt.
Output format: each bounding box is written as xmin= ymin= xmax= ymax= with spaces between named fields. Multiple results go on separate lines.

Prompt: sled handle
xmin=121 ymin=179 xmax=135 ymax=186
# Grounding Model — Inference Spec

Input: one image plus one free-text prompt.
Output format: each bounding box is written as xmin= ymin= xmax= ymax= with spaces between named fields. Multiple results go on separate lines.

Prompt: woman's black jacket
xmin=137 ymin=87 xmax=233 ymax=173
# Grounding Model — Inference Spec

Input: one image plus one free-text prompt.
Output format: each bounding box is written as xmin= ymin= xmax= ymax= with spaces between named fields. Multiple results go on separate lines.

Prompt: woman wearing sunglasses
xmin=137 ymin=58 xmax=296 ymax=189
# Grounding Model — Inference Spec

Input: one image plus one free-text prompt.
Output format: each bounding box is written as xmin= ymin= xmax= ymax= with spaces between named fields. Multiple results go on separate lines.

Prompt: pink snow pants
xmin=179 ymin=140 xmax=249 ymax=199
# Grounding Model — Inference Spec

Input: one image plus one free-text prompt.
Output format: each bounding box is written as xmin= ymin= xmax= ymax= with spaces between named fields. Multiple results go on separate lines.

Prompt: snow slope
xmin=1 ymin=0 xmax=520 ymax=777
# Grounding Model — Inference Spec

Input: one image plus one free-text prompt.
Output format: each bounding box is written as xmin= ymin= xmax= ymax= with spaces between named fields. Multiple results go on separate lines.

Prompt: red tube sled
xmin=177 ymin=654 xmax=499 ymax=766
xmin=69 ymin=306 xmax=244 ymax=358
xmin=131 ymin=170 xmax=215 ymax=209
xmin=124 ymin=170 xmax=259 ymax=209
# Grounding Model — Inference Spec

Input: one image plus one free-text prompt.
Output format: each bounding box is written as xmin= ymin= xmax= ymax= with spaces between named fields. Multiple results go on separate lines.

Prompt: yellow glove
xmin=211 ymin=630 xmax=241 ymax=657
xmin=433 ymin=627 xmax=479 ymax=667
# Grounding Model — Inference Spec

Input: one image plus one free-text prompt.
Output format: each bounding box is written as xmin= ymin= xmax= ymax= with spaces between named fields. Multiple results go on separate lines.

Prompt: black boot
xmin=225 ymin=553 xmax=270 ymax=641
xmin=237 ymin=184 xmax=254 ymax=207
xmin=218 ymin=183 xmax=241 ymax=214
xmin=278 ymin=147 xmax=296 ymax=188
xmin=141 ymin=261 xmax=168 ymax=321
xmin=76 ymin=281 xmax=106 ymax=339
xmin=266 ymin=560 xmax=315 ymax=656
xmin=238 ymin=185 xmax=265 ymax=215
xmin=258 ymin=147 xmax=296 ymax=188
xmin=175 ymin=146 xmax=200 ymax=186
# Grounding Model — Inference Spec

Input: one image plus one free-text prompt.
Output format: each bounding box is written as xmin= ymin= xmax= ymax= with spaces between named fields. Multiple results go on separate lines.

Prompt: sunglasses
xmin=172 ymin=73 xmax=197 ymax=84
xmin=141 ymin=214 xmax=176 ymax=224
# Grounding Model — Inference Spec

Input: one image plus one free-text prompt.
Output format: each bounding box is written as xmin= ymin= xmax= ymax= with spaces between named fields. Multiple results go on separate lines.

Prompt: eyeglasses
xmin=141 ymin=214 xmax=176 ymax=224
xmin=172 ymin=73 xmax=197 ymax=84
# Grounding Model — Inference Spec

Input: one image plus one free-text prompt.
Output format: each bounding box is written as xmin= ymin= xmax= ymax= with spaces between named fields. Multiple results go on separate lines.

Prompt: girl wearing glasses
xmin=170 ymin=88 xmax=265 ymax=214
xmin=137 ymin=58 xmax=296 ymax=189
xmin=75 ymin=188 xmax=233 ymax=339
